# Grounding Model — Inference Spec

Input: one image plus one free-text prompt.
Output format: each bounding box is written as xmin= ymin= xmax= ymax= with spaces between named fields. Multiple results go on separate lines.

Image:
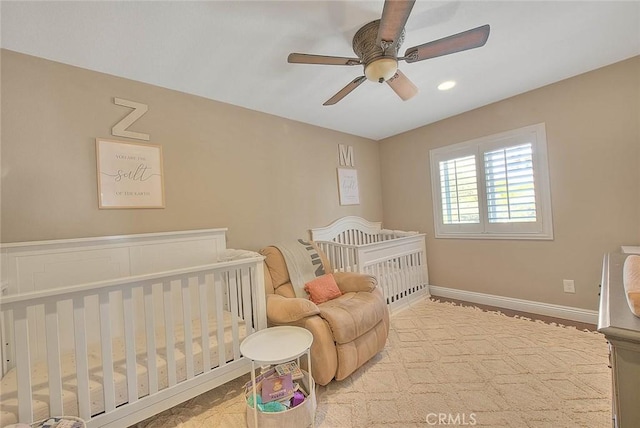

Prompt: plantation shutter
xmin=439 ymin=155 xmax=480 ymax=224
xmin=484 ymin=143 xmax=537 ymax=223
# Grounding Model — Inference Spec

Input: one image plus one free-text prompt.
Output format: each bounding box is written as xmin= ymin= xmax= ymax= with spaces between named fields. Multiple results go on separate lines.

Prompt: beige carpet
xmin=134 ymin=298 xmax=611 ymax=428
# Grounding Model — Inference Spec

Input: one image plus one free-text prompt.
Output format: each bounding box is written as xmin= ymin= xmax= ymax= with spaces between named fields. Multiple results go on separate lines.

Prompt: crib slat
xmin=240 ymin=268 xmax=254 ymax=337
xmin=181 ymin=278 xmax=194 ymax=379
xmin=231 ymin=268 xmax=245 ymax=360
xmin=254 ymin=264 xmax=267 ymax=330
xmin=163 ymin=281 xmax=177 ymax=387
xmin=330 ymin=244 xmax=337 ymax=270
xmin=1 ymin=309 xmax=10 ymax=378
xmin=419 ymin=252 xmax=427 ymax=286
xmin=44 ymin=300 xmax=63 ymax=416
xmin=400 ymin=255 xmax=409 ymax=298
xmin=214 ymin=271 xmax=226 ymax=368
xmin=343 ymin=246 xmax=348 ymax=271
xmin=391 ymin=258 xmax=399 ymax=302
xmin=388 ymin=259 xmax=396 ymax=303
xmin=144 ymin=284 xmax=158 ymax=394
xmin=122 ymin=287 xmax=138 ymax=404
xmin=374 ymin=263 xmax=387 ymax=304
xmin=14 ymin=305 xmax=33 ymax=423
xmin=329 ymin=246 xmax=336 ymax=270
xmin=73 ymin=297 xmax=91 ymax=420
xmin=385 ymin=260 xmax=392 ymax=302
xmin=397 ymin=257 xmax=404 ymax=298
xmin=410 ymin=253 xmax=417 ymax=291
xmin=397 ymin=257 xmax=404 ymax=299
xmin=352 ymin=248 xmax=358 ymax=271
xmin=200 ymin=275 xmax=211 ymax=372
xmin=344 ymin=247 xmax=350 ymax=271
xmin=229 ymin=270 xmax=240 ymax=359
xmin=99 ymin=291 xmax=116 ymax=412
xmin=406 ymin=254 xmax=413 ymax=295
xmin=386 ymin=259 xmax=394 ymax=302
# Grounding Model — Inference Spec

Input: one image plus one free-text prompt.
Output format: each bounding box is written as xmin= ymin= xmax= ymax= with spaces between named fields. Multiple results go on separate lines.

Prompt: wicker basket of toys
xmin=245 ymin=364 xmax=316 ymax=428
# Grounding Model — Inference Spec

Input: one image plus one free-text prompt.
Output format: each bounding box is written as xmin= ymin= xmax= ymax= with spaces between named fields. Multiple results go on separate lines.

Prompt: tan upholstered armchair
xmin=259 ymin=245 xmax=389 ymax=386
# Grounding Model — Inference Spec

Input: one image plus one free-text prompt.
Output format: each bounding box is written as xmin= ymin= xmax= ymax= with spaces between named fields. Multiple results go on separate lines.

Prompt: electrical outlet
xmin=563 ymin=279 xmax=575 ymax=293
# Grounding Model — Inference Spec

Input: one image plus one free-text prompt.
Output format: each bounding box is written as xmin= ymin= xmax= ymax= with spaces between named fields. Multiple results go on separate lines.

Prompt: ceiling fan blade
xmin=323 ymin=76 xmax=367 ymax=106
xmin=377 ymin=0 xmax=416 ymax=51
xmin=403 ymin=24 xmax=490 ymax=63
xmin=386 ymin=70 xmax=418 ymax=101
xmin=288 ymin=53 xmax=361 ymax=66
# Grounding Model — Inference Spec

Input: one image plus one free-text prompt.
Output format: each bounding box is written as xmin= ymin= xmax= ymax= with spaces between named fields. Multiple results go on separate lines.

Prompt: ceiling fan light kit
xmin=287 ymin=0 xmax=490 ymax=105
xmin=364 ymin=57 xmax=398 ymax=83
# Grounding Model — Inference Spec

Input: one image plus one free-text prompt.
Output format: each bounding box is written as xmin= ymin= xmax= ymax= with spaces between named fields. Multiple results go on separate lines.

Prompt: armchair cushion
xmin=318 ymin=287 xmax=386 ymax=344
xmin=305 ymin=274 xmax=342 ymax=304
xmin=266 ymin=294 xmax=320 ymax=324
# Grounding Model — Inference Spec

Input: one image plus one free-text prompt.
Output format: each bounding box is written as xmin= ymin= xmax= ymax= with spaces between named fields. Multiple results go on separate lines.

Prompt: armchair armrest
xmin=266 ymin=294 xmax=320 ymax=324
xmin=333 ymin=272 xmax=378 ymax=293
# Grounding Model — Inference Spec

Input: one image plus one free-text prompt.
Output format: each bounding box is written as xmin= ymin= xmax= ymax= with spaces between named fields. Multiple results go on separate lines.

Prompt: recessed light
xmin=438 ymin=80 xmax=456 ymax=91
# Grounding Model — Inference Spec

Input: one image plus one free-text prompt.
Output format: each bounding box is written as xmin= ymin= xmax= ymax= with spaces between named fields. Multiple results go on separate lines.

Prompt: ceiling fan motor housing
xmin=353 ymin=20 xmax=403 ymax=83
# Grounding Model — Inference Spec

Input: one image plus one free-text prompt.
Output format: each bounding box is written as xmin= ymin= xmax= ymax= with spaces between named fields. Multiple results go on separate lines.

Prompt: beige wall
xmin=380 ymin=56 xmax=640 ymax=310
xmin=0 ymin=50 xmax=383 ymax=250
xmin=3 ymin=49 xmax=638 ymax=310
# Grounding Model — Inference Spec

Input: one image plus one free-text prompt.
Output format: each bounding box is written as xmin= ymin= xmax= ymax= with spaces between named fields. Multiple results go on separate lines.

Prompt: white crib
xmin=0 ymin=229 xmax=267 ymax=428
xmin=310 ymin=216 xmax=429 ymax=313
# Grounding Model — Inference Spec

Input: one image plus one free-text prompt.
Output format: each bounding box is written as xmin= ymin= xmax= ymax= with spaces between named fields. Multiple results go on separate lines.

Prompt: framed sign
xmin=337 ymin=168 xmax=360 ymax=206
xmin=96 ymin=138 xmax=165 ymax=209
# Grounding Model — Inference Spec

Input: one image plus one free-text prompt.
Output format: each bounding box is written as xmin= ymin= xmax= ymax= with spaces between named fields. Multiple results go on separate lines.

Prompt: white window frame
xmin=430 ymin=123 xmax=554 ymax=240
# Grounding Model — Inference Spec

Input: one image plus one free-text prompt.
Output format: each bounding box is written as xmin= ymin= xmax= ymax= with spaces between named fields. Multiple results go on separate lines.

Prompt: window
xmin=430 ymin=123 xmax=553 ymax=240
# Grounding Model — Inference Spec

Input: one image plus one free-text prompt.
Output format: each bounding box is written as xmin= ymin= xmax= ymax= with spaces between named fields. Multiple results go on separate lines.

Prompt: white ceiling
xmin=2 ymin=1 xmax=639 ymax=141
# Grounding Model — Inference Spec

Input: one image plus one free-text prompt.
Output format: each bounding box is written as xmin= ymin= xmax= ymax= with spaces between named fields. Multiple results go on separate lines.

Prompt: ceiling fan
xmin=287 ymin=0 xmax=490 ymax=106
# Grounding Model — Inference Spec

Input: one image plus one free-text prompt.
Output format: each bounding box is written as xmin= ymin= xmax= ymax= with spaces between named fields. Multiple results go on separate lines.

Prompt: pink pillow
xmin=304 ymin=274 xmax=342 ymax=304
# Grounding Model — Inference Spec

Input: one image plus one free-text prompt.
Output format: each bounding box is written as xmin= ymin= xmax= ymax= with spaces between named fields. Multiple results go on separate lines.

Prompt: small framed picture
xmin=96 ymin=138 xmax=165 ymax=209
xmin=337 ymin=168 xmax=360 ymax=206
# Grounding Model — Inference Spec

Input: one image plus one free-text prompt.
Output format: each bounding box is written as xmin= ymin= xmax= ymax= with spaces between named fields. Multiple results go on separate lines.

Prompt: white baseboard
xmin=429 ymin=286 xmax=598 ymax=325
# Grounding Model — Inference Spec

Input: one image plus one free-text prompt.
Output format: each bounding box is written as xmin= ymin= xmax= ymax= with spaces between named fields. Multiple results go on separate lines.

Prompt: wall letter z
xmin=112 ymin=98 xmax=150 ymax=141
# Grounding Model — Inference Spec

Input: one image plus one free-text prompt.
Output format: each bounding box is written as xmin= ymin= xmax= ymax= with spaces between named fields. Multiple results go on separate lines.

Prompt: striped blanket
xmin=274 ymin=239 xmax=325 ymax=298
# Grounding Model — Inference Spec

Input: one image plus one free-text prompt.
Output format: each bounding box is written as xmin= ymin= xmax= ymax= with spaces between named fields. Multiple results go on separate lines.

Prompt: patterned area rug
xmin=134 ymin=298 xmax=611 ymax=427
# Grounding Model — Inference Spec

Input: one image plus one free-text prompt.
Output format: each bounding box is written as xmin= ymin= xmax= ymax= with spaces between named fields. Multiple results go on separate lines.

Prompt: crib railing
xmin=360 ymin=247 xmax=428 ymax=312
xmin=315 ymin=241 xmax=360 ymax=272
xmin=315 ymin=232 xmax=429 ymax=312
xmin=0 ymin=256 xmax=266 ymax=425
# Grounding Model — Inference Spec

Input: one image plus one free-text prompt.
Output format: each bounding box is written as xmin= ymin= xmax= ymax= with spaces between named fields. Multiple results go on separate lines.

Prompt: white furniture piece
xmin=0 ymin=229 xmax=267 ymax=428
xmin=310 ymin=216 xmax=429 ymax=313
xmin=598 ymin=252 xmax=640 ymax=428
xmin=240 ymin=326 xmax=315 ymax=428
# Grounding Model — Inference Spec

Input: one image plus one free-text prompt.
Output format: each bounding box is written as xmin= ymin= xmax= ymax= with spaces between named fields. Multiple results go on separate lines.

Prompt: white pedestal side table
xmin=240 ymin=326 xmax=315 ymax=428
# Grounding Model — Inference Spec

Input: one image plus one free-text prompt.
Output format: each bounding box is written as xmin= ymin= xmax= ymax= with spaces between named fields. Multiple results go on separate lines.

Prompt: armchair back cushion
xmin=261 ymin=244 xmax=331 ymax=298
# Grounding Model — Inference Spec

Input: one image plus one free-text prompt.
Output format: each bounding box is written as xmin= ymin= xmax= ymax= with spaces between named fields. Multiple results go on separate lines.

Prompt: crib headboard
xmin=1 ymin=228 xmax=228 ymax=296
xmin=310 ymin=216 xmax=382 ymax=245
